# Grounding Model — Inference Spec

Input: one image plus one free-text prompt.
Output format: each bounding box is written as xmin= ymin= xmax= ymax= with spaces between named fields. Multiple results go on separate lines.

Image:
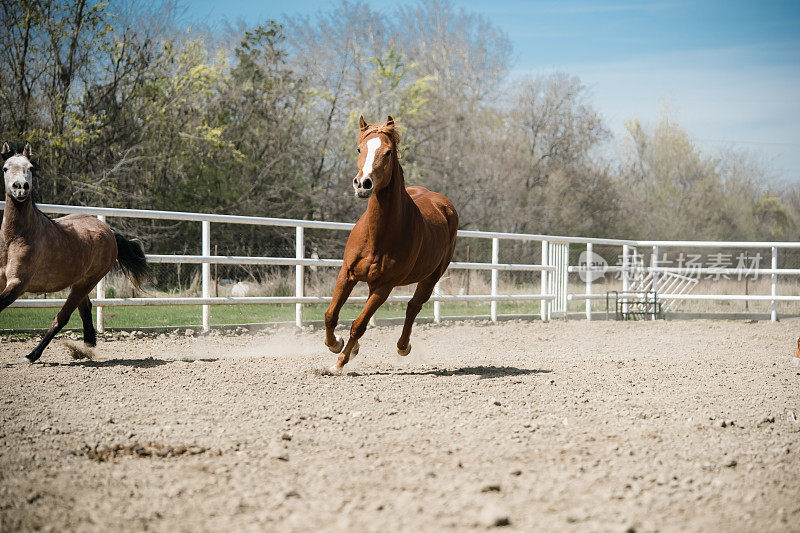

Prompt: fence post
xmin=296 ymin=226 xmax=304 ymax=328
xmin=621 ymin=244 xmax=630 ymax=315
xmin=560 ymin=243 xmax=568 ymax=318
xmin=541 ymin=240 xmax=549 ymax=322
xmin=433 ymin=281 xmax=441 ymax=324
xmin=202 ymin=220 xmax=210 ymax=332
xmin=585 ymin=242 xmax=592 ymax=321
xmin=771 ymin=246 xmax=778 ymax=323
xmin=96 ymin=215 xmax=106 ymax=333
xmin=490 ymin=237 xmax=499 ymax=323
xmin=652 ymin=245 xmax=659 ymax=320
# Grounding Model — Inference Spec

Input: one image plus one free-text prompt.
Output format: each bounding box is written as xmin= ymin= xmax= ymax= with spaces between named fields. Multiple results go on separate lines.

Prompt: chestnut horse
xmin=323 ymin=116 xmax=458 ymax=371
xmin=1 ymin=142 xmax=149 ymax=362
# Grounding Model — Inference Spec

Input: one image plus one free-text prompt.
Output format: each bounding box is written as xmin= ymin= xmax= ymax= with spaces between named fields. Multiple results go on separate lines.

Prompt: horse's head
xmin=353 ymin=115 xmax=401 ymax=198
xmin=2 ymin=142 xmax=34 ymax=203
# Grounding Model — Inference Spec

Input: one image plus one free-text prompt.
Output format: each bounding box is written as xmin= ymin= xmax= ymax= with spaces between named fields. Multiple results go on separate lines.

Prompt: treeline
xmin=1 ymin=0 xmax=798 ymax=267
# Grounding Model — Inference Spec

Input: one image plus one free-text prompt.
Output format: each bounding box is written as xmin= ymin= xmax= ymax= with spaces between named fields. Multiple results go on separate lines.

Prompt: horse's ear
xmin=386 ymin=115 xmax=395 ymax=128
xmin=1 ymin=142 xmax=10 ymax=159
xmin=22 ymin=142 xmax=32 ymax=158
xmin=359 ymin=115 xmax=368 ymax=132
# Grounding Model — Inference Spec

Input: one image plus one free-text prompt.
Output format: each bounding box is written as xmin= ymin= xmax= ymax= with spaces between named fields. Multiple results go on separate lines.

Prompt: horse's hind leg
xmin=78 ymin=297 xmax=96 ymax=347
xmin=397 ymin=277 xmax=437 ymax=356
xmin=25 ymin=289 xmax=88 ymax=363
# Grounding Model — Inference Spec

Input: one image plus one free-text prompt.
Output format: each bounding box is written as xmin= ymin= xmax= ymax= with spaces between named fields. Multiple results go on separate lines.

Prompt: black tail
xmin=114 ymin=232 xmax=150 ymax=291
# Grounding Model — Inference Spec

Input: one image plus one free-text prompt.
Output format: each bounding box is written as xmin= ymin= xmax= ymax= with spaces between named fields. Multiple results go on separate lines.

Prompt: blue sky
xmin=188 ymin=0 xmax=800 ymax=183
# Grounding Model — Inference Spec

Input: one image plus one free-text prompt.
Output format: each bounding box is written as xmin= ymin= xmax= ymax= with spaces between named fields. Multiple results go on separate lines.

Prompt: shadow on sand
xmin=65 ymin=357 xmax=219 ymax=368
xmin=345 ymin=365 xmax=551 ymax=379
xmin=1 ymin=356 xmax=218 ymax=369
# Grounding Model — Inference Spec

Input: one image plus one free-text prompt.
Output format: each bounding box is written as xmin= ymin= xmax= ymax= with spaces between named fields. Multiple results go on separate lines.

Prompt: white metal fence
xmin=2 ymin=202 xmax=799 ymax=329
xmin=568 ymin=242 xmax=800 ymax=322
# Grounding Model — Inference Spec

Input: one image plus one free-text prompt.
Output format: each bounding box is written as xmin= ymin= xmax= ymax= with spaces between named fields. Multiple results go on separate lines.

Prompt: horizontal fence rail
xmin=145 ymin=255 xmax=555 ymax=272
xmin=569 ymin=266 xmax=800 ymax=275
xmin=569 ymin=294 xmax=800 ymax=301
xmin=7 ymin=294 xmax=559 ymax=308
xmin=1 ymin=201 xmax=798 ymax=329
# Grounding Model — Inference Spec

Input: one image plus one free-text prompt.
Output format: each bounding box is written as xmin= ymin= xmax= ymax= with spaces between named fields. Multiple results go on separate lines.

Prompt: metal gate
xmin=548 ymin=242 xmax=569 ymax=317
xmin=627 ymin=248 xmax=698 ymax=312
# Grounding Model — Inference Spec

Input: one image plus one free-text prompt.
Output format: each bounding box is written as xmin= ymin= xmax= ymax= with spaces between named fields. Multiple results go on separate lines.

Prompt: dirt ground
xmin=1 ymin=318 xmax=799 ymax=532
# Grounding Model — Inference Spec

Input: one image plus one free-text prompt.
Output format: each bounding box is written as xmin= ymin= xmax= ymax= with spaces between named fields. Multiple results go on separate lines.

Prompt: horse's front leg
xmin=0 ymin=277 xmax=29 ymax=314
xmin=0 ymin=257 xmax=34 ymax=313
xmin=324 ymin=268 xmax=357 ymax=353
xmin=25 ymin=288 xmax=88 ymax=363
xmin=332 ymin=284 xmax=393 ymax=372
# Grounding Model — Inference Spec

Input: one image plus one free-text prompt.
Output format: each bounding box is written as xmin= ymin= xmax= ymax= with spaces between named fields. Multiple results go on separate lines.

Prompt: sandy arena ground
xmin=1 ymin=318 xmax=799 ymax=532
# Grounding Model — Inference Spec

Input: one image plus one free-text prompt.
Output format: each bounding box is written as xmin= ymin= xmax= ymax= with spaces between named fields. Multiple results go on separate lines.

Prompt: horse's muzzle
xmin=9 ymin=181 xmax=30 ymax=201
xmin=353 ymin=176 xmax=373 ymax=198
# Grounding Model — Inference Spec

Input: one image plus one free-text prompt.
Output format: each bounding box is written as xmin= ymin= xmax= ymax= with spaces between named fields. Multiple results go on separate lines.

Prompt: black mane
xmin=2 ymin=141 xmax=26 ymax=160
xmin=1 ymin=141 xmax=39 ymax=171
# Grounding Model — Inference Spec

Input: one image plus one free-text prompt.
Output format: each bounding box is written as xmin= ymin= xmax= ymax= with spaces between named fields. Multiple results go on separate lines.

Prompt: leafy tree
xmin=1 ymin=0 xmax=796 ymax=286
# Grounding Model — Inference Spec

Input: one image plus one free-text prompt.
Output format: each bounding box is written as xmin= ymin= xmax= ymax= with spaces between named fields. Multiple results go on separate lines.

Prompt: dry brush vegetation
xmin=1 ymin=0 xmax=798 ymax=293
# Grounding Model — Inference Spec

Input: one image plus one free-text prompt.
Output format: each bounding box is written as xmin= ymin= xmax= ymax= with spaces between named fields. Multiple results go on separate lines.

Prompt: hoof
xmin=397 ymin=343 xmax=411 ymax=357
xmin=327 ymin=336 xmax=344 ymax=354
xmin=328 ymin=364 xmax=343 ymax=375
xmin=24 ymin=353 xmax=40 ymax=363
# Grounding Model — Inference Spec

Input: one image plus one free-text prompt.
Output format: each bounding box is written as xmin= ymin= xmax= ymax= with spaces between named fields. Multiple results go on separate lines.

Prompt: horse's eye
xmin=386 ymin=150 xmax=392 ymax=157
xmin=2 ymin=167 xmax=6 ymax=173
xmin=357 ymin=148 xmax=360 ymax=153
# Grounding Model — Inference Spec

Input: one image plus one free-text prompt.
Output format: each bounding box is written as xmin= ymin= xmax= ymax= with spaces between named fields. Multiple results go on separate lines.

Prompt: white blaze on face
xmin=361 ymin=137 xmax=382 ymax=178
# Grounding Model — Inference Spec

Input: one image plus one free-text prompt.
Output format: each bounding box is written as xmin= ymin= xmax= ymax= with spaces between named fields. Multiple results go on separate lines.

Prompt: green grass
xmin=0 ymin=301 xmax=552 ymax=333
